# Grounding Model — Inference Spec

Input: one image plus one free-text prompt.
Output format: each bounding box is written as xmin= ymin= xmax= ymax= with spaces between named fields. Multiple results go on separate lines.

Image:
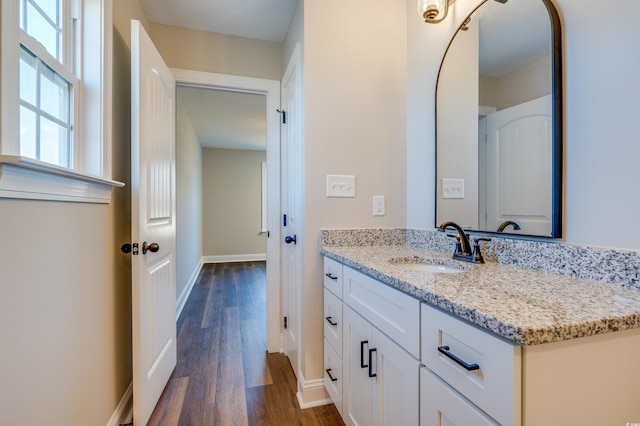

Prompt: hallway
xmin=147 ymin=262 xmax=343 ymax=425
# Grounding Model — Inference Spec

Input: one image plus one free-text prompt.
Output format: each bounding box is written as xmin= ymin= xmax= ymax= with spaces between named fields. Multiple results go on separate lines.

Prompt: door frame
xmin=172 ymin=68 xmax=281 ymax=353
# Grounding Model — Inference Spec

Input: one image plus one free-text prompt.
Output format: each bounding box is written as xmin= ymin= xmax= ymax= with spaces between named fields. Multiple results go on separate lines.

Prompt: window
xmin=1 ymin=0 xmax=122 ymax=203
xmin=19 ymin=0 xmax=77 ymax=168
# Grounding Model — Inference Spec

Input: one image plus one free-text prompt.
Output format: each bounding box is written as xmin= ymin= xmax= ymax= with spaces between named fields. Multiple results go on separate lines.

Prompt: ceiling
xmin=177 ymin=86 xmax=267 ymax=150
xmin=140 ymin=0 xmax=298 ymax=150
xmin=140 ymin=0 xmax=298 ymax=43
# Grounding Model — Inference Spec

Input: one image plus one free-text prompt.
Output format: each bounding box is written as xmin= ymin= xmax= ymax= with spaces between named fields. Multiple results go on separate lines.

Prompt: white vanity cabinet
xmin=324 ymin=254 xmax=640 ymax=425
xmin=420 ymin=302 xmax=640 ymax=426
xmin=323 ymin=257 xmax=420 ymax=425
xmin=421 ymin=303 xmax=521 ymax=425
xmin=342 ymin=304 xmax=420 ymax=426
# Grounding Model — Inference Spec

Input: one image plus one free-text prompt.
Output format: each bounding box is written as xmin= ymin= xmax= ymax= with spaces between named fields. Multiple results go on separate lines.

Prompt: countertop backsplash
xmin=320 ymin=228 xmax=640 ymax=290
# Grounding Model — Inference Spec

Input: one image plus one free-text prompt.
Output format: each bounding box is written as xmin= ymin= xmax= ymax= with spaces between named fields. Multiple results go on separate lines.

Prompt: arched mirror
xmin=435 ymin=0 xmax=562 ymax=237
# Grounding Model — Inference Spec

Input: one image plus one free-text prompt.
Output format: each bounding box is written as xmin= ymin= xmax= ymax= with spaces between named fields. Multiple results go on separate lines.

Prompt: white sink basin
xmin=389 ymin=256 xmax=470 ymax=274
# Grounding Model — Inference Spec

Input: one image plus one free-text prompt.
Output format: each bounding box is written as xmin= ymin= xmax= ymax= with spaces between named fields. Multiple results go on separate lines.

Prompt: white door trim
xmin=171 ymin=68 xmax=281 ymax=353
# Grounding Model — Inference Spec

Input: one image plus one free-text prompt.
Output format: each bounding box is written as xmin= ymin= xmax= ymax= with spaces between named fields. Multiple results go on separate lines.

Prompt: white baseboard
xmin=203 ymin=253 xmax=266 ymax=263
xmin=296 ymin=371 xmax=332 ymax=409
xmin=106 ymin=382 xmax=132 ymax=426
xmin=176 ymin=259 xmax=204 ymax=319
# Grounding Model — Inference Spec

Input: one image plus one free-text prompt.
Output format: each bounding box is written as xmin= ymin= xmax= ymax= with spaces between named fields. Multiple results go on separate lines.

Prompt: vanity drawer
xmin=421 ymin=303 xmax=521 ymax=426
xmin=343 ymin=266 xmax=420 ymax=357
xmin=323 ymin=287 xmax=343 ymax=356
xmin=324 ymin=257 xmax=343 ymax=297
xmin=324 ymin=337 xmax=343 ymax=415
xmin=420 ymin=367 xmax=499 ymax=426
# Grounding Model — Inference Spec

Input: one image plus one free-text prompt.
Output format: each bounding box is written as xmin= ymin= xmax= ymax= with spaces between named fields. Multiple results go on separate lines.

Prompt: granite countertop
xmin=321 ymin=244 xmax=640 ymax=345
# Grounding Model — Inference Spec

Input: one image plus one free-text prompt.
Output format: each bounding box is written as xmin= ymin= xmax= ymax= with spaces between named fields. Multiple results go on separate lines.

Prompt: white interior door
xmin=131 ymin=20 xmax=177 ymax=426
xmin=281 ymin=46 xmax=302 ymax=372
xmin=485 ymin=95 xmax=552 ymax=236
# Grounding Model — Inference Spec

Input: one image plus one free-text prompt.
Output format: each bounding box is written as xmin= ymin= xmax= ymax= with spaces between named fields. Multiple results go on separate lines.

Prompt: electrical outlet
xmin=373 ymin=195 xmax=385 ymax=216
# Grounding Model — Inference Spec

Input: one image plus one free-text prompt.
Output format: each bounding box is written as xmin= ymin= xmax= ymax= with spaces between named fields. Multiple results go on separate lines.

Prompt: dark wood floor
xmin=147 ymin=262 xmax=344 ymax=426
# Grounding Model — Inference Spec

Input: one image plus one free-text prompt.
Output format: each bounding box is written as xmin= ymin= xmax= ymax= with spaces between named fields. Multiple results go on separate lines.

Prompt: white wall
xmin=176 ymin=96 xmax=203 ymax=301
xmin=201 ymin=148 xmax=267 ymax=258
xmin=407 ymin=0 xmax=640 ymax=251
xmin=0 ymin=1 xmax=149 ymax=424
xmin=299 ymin=0 xmax=408 ymax=385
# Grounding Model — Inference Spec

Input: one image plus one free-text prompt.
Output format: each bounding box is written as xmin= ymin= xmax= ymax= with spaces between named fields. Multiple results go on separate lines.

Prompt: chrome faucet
xmin=497 ymin=220 xmax=521 ymax=232
xmin=438 ymin=221 xmax=491 ymax=263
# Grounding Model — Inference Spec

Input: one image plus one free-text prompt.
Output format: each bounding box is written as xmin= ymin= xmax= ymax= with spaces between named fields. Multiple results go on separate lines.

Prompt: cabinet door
xmin=343 ymin=306 xmax=373 ymax=426
xmin=420 ymin=368 xmax=499 ymax=426
xmin=372 ymin=328 xmax=419 ymax=426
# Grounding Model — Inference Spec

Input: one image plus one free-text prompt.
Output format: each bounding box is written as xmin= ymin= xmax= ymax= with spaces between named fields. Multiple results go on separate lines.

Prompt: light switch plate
xmin=326 ymin=175 xmax=356 ymax=198
xmin=442 ymin=178 xmax=464 ymax=199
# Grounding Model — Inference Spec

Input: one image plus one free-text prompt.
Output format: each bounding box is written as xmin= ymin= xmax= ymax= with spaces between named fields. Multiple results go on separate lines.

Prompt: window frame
xmin=0 ymin=0 xmax=123 ymax=203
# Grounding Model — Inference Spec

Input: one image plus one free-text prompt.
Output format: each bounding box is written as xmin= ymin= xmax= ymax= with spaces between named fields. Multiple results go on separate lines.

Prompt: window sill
xmin=0 ymin=155 xmax=124 ymax=203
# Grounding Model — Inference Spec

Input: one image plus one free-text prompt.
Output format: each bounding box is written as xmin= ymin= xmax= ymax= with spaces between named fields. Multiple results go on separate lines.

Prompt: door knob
xmin=284 ymin=235 xmax=297 ymax=244
xmin=142 ymin=242 xmax=160 ymax=254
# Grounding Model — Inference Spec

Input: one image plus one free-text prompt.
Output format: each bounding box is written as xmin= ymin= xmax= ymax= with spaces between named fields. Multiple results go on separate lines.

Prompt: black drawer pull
xmin=368 ymin=348 xmax=377 ymax=378
xmin=325 ymin=273 xmax=338 ymax=280
xmin=437 ymin=345 xmax=480 ymax=371
xmin=360 ymin=340 xmax=368 ymax=368
xmin=325 ymin=316 xmax=338 ymax=326
xmin=325 ymin=368 xmax=338 ymax=382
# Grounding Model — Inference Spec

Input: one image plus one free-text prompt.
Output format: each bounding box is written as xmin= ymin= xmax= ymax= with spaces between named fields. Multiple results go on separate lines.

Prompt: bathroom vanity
xmin=321 ymin=232 xmax=640 ymax=425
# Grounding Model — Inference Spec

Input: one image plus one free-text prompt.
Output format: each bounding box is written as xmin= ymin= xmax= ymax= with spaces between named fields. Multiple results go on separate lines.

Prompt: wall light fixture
xmin=417 ymin=0 xmax=449 ymax=23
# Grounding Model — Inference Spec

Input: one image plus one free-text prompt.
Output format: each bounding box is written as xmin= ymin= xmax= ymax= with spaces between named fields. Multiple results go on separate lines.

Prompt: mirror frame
xmin=434 ymin=0 xmax=563 ymax=238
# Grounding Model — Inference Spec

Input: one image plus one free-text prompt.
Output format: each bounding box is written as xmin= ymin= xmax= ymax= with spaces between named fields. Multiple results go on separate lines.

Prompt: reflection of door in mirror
xmin=481 ymin=95 xmax=552 ymax=235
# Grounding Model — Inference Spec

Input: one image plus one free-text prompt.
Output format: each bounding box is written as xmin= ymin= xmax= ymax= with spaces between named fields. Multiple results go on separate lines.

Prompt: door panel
xmin=281 ymin=46 xmax=302 ymax=371
xmin=343 ymin=306 xmax=373 ymax=426
xmin=485 ymin=95 xmax=552 ymax=235
xmin=131 ymin=20 xmax=177 ymax=426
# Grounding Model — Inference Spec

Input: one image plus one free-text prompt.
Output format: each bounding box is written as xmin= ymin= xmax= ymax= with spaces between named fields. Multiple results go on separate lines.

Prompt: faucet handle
xmin=473 ymin=237 xmax=491 ymax=244
xmin=446 ymin=233 xmax=464 ymax=255
xmin=471 ymin=237 xmax=491 ymax=263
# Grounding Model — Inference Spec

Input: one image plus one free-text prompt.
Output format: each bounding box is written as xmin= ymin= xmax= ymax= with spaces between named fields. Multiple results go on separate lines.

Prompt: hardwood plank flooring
xmin=147 ymin=262 xmax=344 ymax=426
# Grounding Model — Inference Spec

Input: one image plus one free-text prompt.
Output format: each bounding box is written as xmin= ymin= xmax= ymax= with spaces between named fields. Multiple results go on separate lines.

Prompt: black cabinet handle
xmin=437 ymin=345 xmax=479 ymax=371
xmin=325 ymin=273 xmax=338 ymax=280
xmin=325 ymin=316 xmax=338 ymax=326
xmin=360 ymin=340 xmax=368 ymax=368
xmin=325 ymin=368 xmax=338 ymax=382
xmin=368 ymin=348 xmax=377 ymax=378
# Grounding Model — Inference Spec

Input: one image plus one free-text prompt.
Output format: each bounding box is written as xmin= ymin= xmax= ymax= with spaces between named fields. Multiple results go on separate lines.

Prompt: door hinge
xmin=277 ymin=109 xmax=286 ymax=124
xmin=284 ymin=316 xmax=288 ymax=329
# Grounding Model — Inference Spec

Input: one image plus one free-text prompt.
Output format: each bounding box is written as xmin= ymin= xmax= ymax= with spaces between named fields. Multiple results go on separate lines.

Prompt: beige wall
xmin=202 ymin=148 xmax=267 ymax=258
xmin=407 ymin=0 xmax=640 ymax=251
xmin=0 ymin=1 xmax=148 ymax=424
xmin=149 ymin=23 xmax=283 ymax=80
xmin=480 ymin=54 xmax=552 ymax=111
xmin=176 ymin=96 xmax=203 ymax=300
xmin=299 ymin=0 xmax=408 ymax=382
xmin=436 ymin=19 xmax=479 ymax=229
